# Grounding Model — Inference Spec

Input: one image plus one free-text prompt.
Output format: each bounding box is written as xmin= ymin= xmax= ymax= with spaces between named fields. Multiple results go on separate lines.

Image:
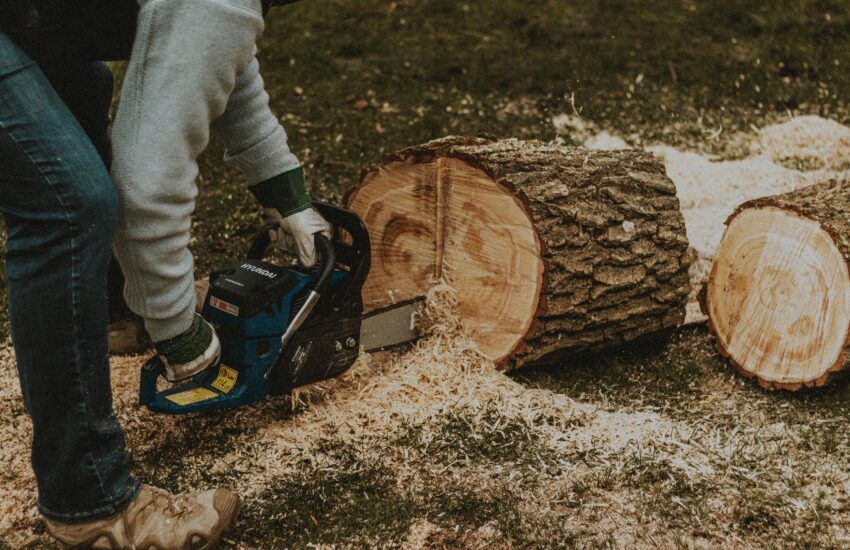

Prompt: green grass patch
xmin=393 ymin=402 xmax=573 ymax=469
xmin=236 ymin=407 xmax=580 ymax=547
xmin=517 ymin=326 xmax=850 ymax=425
xmin=240 ymin=447 xmax=417 ymax=547
xmin=514 ymin=326 xmax=722 ymax=414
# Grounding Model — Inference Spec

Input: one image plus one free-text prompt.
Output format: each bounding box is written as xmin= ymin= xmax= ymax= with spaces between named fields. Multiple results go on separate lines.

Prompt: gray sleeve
xmin=212 ymin=55 xmax=300 ymax=185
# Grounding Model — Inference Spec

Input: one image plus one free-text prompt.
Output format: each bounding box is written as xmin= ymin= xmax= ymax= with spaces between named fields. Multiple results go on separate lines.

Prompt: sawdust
xmin=216 ymin=281 xmax=593 ymax=496
xmin=402 ymin=519 xmax=442 ymax=548
xmin=555 ymin=114 xmax=850 ymax=323
xmin=3 ymin=116 xmax=850 ymax=545
xmin=0 ymin=294 xmax=845 ymax=547
xmin=211 ymin=282 xmax=713 ymax=512
xmin=0 ymin=280 xmax=699 ymax=544
xmin=0 ymin=346 xmax=35 ymax=537
xmin=0 ymin=348 xmax=185 ymax=543
xmin=757 ymin=115 xmax=850 ymax=171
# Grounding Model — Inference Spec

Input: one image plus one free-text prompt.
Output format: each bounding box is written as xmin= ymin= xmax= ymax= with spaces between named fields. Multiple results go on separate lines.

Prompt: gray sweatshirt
xmin=111 ymin=0 xmax=309 ymax=341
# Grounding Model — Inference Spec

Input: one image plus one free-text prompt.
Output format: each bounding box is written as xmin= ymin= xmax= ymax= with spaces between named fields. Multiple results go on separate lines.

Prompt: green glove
xmin=248 ymin=166 xmax=312 ymax=217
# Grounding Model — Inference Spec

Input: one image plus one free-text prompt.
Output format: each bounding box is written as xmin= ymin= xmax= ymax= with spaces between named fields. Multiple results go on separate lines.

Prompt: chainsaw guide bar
xmin=360 ymin=298 xmax=424 ymax=352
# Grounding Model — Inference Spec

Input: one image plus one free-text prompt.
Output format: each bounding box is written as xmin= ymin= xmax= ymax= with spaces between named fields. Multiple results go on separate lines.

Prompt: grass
xmin=239 ymin=411 xmax=577 ymax=548
xmin=2 ymin=0 xmax=850 ymax=547
xmin=189 ymin=0 xmax=850 ymax=278
xmin=244 ymin=446 xmax=418 ymax=546
xmin=516 ymin=326 xmax=850 ymax=548
xmin=213 ymin=326 xmax=850 ymax=547
xmin=518 ymin=326 xmax=850 ymax=426
xmin=393 ymin=402 xmax=568 ymax=467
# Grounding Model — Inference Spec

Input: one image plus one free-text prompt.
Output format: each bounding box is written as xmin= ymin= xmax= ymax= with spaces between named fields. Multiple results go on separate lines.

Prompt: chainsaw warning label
xmin=211 ymin=365 xmax=238 ymax=393
xmin=210 ymin=296 xmax=240 ymax=316
xmin=165 ymin=387 xmax=218 ymax=406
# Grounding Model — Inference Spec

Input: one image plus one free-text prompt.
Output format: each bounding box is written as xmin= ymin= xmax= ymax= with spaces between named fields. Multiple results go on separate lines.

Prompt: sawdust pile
xmin=214 ymin=282 xmax=591 ymax=496
xmin=2 ymin=116 xmax=850 ymax=545
xmin=757 ymin=115 xmax=850 ymax=171
xmin=167 ymin=279 xmax=710 ymax=543
xmin=555 ymin=114 xmax=850 ymax=323
xmin=0 ymin=281 xmax=696 ymax=544
xmin=0 ymin=350 xmax=185 ymax=542
xmin=0 ymin=346 xmax=35 ymax=537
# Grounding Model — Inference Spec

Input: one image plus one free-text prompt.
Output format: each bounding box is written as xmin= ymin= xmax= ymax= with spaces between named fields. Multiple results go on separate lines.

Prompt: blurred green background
xmin=2 ymin=0 xmax=850 ymax=335
xmin=192 ymin=0 xmax=849 ymax=275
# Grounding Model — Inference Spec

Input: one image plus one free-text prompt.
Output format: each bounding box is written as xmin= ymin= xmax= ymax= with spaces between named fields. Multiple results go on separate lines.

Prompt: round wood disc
xmin=347 ymin=157 xmax=543 ymax=361
xmin=706 ymin=207 xmax=850 ymax=388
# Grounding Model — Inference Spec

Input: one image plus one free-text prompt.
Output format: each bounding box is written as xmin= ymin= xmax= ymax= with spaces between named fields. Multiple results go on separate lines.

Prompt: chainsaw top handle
xmin=247 ymin=201 xmax=371 ymax=301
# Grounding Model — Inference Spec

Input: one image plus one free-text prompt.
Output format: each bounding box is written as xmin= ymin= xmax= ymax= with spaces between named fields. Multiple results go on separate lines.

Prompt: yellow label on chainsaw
xmin=165 ymin=387 xmax=218 ymax=406
xmin=211 ymin=365 xmax=238 ymax=394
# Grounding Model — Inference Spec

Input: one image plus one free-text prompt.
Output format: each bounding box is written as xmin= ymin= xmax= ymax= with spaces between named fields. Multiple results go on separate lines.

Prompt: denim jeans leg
xmin=41 ymin=60 xmax=115 ymax=168
xmin=40 ymin=60 xmax=133 ymax=323
xmin=0 ymin=33 xmax=138 ymax=523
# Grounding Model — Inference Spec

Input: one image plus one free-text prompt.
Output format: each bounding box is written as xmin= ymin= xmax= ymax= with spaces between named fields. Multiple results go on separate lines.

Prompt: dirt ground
xmin=2 ymin=1 xmax=850 ymax=548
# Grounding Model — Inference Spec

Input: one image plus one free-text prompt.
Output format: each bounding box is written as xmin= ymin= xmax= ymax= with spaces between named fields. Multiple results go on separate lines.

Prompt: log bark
xmin=702 ymin=179 xmax=850 ymax=390
xmin=346 ymin=137 xmax=691 ymax=370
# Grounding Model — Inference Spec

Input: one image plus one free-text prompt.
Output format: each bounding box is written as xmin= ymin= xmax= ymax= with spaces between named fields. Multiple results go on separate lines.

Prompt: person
xmin=0 ymin=1 xmax=240 ymax=547
xmin=111 ymin=0 xmax=332 ymax=384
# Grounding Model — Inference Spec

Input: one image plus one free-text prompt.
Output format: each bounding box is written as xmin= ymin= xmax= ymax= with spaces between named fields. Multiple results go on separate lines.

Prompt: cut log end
xmin=348 ymin=138 xmax=691 ymax=369
xmin=706 ymin=206 xmax=850 ymax=389
xmin=347 ymin=156 xmax=544 ymax=361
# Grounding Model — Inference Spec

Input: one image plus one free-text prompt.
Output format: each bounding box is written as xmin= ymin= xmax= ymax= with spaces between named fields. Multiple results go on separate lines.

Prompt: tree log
xmin=702 ymin=179 xmax=850 ymax=390
xmin=345 ymin=137 xmax=691 ymax=370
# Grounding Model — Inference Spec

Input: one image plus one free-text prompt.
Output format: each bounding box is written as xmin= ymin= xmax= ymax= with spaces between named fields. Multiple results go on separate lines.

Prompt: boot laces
xmin=146 ymin=488 xmax=197 ymax=519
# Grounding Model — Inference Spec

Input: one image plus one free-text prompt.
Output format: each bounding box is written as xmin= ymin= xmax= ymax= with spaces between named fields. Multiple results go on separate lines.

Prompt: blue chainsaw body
xmin=139 ymin=203 xmax=370 ymax=415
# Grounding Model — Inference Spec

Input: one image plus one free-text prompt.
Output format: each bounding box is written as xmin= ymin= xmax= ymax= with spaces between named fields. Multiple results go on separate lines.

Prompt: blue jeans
xmin=0 ymin=33 xmax=138 ymax=523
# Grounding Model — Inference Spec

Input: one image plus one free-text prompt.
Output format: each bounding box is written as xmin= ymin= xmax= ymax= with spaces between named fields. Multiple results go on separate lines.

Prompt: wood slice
xmin=703 ymin=179 xmax=850 ymax=390
xmin=346 ymin=137 xmax=691 ymax=370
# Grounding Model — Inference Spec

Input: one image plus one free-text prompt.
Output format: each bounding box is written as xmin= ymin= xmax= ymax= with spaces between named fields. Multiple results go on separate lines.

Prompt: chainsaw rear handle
xmin=247 ymin=201 xmax=371 ymax=300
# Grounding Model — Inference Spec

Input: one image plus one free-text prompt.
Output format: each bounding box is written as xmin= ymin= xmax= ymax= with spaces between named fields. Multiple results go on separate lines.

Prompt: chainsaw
xmin=139 ymin=202 xmax=421 ymax=414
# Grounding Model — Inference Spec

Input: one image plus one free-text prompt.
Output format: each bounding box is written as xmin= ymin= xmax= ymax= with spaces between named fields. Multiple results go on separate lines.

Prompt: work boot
xmin=154 ymin=313 xmax=221 ymax=382
xmin=108 ymin=316 xmax=151 ymax=356
xmin=44 ymin=484 xmax=240 ymax=549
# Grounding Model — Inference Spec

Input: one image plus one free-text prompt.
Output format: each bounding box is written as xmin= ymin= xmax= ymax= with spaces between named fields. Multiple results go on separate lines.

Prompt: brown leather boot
xmin=107 ymin=317 xmax=151 ymax=356
xmin=43 ymin=485 xmax=239 ymax=549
